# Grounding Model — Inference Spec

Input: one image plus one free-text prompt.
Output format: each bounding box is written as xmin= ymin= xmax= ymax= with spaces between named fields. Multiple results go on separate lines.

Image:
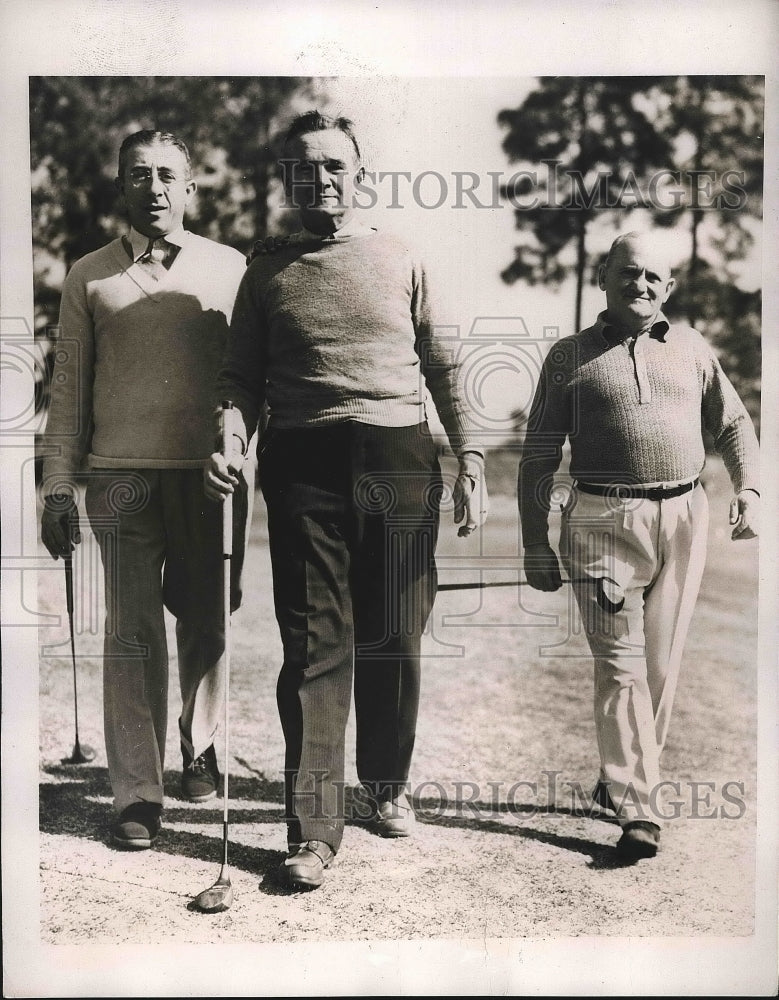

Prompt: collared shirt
xmin=596 ymin=310 xmax=670 ymax=348
xmin=592 ymin=310 xmax=671 ymax=405
xmin=123 ymin=226 xmax=188 ymax=266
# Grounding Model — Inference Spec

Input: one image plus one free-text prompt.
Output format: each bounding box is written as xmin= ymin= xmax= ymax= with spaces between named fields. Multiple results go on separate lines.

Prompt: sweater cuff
xmin=456 ymin=444 xmax=485 ymax=460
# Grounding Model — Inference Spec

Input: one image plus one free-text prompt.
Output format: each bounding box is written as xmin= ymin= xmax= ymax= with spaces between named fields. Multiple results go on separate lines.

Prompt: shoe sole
xmin=111 ymin=834 xmax=157 ymax=850
xmin=374 ymin=823 xmax=413 ymax=838
xmin=182 ymin=789 xmax=218 ymax=803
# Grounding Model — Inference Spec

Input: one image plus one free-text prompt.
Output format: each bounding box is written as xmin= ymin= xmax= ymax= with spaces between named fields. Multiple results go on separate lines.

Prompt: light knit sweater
xmin=42 ymin=232 xmax=246 ymax=488
xmin=519 ymin=312 xmax=760 ymax=546
xmin=216 ymin=229 xmax=481 ymax=457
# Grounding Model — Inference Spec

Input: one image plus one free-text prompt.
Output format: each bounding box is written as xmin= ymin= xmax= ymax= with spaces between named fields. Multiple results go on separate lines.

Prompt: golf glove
xmin=41 ymin=493 xmax=82 ymax=559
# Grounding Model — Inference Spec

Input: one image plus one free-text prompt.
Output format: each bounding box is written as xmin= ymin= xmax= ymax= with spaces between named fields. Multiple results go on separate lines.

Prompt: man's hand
xmin=204 ymin=447 xmax=245 ymax=502
xmin=453 ymin=453 xmax=488 ymax=537
xmin=247 ymin=235 xmax=290 ymax=264
xmin=523 ymin=542 xmax=563 ymax=591
xmin=41 ymin=493 xmax=81 ymax=560
xmin=729 ymin=490 xmax=759 ymax=540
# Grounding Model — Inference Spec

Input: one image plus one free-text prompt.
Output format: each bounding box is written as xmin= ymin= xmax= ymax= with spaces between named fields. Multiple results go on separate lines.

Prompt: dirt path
xmin=4 ymin=456 xmax=775 ymax=996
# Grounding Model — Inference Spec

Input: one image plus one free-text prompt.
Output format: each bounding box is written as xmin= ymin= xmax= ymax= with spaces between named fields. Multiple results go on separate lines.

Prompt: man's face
xmin=599 ymin=238 xmax=676 ymax=334
xmin=282 ymin=129 xmax=363 ymax=235
xmin=118 ymin=142 xmax=196 ymax=238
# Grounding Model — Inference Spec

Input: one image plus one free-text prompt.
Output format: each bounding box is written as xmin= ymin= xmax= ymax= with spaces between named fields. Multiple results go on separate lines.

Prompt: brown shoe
xmin=182 ymin=745 xmax=219 ymax=803
xmin=111 ymin=802 xmax=162 ymax=850
xmin=616 ymin=821 xmax=660 ymax=859
xmin=371 ymin=794 xmax=416 ymax=838
xmin=280 ymin=840 xmax=335 ymax=889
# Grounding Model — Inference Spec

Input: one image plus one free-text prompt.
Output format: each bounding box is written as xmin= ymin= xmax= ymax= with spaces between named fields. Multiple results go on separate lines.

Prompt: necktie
xmin=137 ymin=237 xmax=172 ymax=280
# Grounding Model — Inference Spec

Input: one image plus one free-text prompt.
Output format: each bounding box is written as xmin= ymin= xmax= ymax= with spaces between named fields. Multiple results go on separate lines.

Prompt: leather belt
xmin=575 ymin=478 xmax=699 ymax=501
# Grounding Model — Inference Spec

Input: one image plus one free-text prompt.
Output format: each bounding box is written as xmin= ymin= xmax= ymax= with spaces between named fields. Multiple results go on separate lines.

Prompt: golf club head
xmin=62 ymin=740 xmax=96 ymax=765
xmin=192 ymin=874 xmax=233 ymax=914
xmin=596 ymin=577 xmax=625 ymax=615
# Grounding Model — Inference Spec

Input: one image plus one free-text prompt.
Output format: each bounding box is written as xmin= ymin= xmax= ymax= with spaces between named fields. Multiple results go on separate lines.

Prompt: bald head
xmin=599 ymin=231 xmax=676 ymax=335
xmin=604 ymin=232 xmax=672 ymax=276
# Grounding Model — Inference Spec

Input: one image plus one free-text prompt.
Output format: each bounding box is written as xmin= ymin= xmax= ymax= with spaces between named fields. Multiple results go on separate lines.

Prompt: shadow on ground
xmin=40 ymin=764 xmax=635 ymax=878
xmin=410 ymin=795 xmax=637 ymax=870
xmin=39 ymin=763 xmax=285 ymax=878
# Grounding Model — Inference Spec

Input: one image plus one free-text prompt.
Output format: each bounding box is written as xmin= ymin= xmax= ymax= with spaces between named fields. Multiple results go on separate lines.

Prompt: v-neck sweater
xmin=42 ymin=233 xmax=246 ymax=483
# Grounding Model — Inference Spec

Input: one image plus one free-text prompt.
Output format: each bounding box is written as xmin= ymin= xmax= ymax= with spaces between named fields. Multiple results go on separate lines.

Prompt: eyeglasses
xmin=126 ymin=168 xmax=188 ymax=187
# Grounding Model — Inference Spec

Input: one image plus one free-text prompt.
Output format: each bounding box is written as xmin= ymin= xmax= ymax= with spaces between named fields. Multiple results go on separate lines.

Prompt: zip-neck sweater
xmin=519 ymin=312 xmax=760 ymax=547
xmin=42 ymin=232 xmax=246 ymax=488
xmin=216 ymin=229 xmax=481 ymax=457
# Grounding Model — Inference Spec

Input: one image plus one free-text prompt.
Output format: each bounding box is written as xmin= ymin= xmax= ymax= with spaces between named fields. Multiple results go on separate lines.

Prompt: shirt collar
xmin=126 ymin=226 xmax=188 ymax=261
xmin=594 ymin=310 xmax=670 ymax=346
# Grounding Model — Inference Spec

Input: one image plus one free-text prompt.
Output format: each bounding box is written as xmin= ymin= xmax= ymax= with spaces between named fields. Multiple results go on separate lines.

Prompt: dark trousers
xmin=259 ymin=422 xmax=441 ymax=852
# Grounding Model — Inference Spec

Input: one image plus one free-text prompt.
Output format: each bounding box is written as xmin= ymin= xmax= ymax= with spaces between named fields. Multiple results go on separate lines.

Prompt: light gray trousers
xmin=85 ymin=467 xmax=249 ymax=813
xmin=560 ymin=482 xmax=709 ymax=826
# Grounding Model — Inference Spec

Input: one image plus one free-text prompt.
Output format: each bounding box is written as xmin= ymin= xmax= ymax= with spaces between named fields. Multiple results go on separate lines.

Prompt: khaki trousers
xmin=85 ymin=468 xmax=249 ymax=813
xmin=560 ymin=482 xmax=709 ymax=825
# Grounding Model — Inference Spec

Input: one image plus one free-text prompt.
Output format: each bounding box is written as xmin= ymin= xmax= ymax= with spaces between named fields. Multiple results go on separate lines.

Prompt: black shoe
xmin=280 ymin=840 xmax=335 ymax=889
xmin=616 ymin=821 xmax=660 ymax=859
xmin=182 ymin=744 xmax=219 ymax=802
xmin=592 ymin=780 xmax=616 ymax=813
xmin=111 ymin=802 xmax=162 ymax=850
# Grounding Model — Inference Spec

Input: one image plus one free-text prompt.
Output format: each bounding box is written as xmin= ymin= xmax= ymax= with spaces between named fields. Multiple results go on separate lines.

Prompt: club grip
xmin=64 ymin=554 xmax=74 ymax=615
xmin=219 ymin=401 xmax=236 ymax=558
xmin=219 ymin=400 xmax=241 ymax=460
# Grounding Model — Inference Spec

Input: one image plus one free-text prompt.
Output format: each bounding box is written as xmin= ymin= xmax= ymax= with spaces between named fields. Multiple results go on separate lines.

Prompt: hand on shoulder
xmin=246 ymin=234 xmax=292 ymax=264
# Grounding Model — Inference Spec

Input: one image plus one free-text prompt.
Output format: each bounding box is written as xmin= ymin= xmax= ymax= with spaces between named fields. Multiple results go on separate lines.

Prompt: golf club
xmin=439 ymin=576 xmax=624 ymax=615
xmin=438 ymin=578 xmax=583 ymax=591
xmin=192 ymin=400 xmax=238 ymax=914
xmin=61 ymin=553 xmax=96 ymax=765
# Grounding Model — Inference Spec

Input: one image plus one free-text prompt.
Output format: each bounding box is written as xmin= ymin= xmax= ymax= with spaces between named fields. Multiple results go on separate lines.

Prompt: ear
xmin=597 ymin=263 xmax=607 ymax=291
xmin=661 ymin=277 xmax=676 ymax=304
xmin=185 ymin=178 xmax=197 ymax=203
xmin=355 ymin=165 xmax=365 ymax=183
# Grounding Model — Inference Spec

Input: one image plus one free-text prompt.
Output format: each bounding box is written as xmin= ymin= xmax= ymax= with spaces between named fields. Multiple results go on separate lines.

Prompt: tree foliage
xmin=497 ymin=77 xmax=673 ymax=330
xmin=642 ymin=76 xmax=764 ymax=328
xmin=498 ymin=75 xmax=764 ymax=430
